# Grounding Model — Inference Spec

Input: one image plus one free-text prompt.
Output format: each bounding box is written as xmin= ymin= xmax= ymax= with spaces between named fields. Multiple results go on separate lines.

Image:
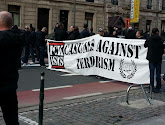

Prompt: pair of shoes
xmin=36 ymin=61 xmax=39 ymax=63
xmin=22 ymin=63 xmax=28 ymax=66
xmin=29 ymin=62 xmax=35 ymax=65
xmin=40 ymin=65 xmax=46 ymax=68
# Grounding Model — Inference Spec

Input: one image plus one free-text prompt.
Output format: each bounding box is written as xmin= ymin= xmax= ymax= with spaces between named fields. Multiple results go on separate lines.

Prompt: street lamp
xmin=74 ymin=0 xmax=76 ymax=26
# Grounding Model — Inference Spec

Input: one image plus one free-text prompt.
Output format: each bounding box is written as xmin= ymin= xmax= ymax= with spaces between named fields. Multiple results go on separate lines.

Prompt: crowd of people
xmin=10 ymin=21 xmax=157 ymax=69
xmin=0 ymin=10 xmax=165 ymax=125
xmin=10 ymin=22 xmax=165 ymax=94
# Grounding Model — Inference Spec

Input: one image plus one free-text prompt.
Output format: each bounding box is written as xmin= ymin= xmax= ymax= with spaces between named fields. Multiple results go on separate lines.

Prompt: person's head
xmin=74 ymin=26 xmax=79 ymax=31
xmin=128 ymin=26 xmax=133 ymax=30
xmin=136 ymin=30 xmax=143 ymax=38
xmin=30 ymin=24 xmax=33 ymax=28
xmin=41 ymin=27 xmax=47 ymax=33
xmin=25 ymin=26 xmax=30 ymax=32
xmin=84 ymin=23 xmax=88 ymax=29
xmin=12 ymin=25 xmax=18 ymax=30
xmin=59 ymin=23 xmax=64 ymax=29
xmin=98 ymin=28 xmax=104 ymax=36
xmin=113 ymin=31 xmax=117 ymax=36
xmin=56 ymin=23 xmax=59 ymax=27
xmin=152 ymin=28 xmax=159 ymax=35
xmin=104 ymin=29 xmax=107 ymax=32
xmin=0 ymin=11 xmax=13 ymax=31
xmin=70 ymin=26 xmax=74 ymax=32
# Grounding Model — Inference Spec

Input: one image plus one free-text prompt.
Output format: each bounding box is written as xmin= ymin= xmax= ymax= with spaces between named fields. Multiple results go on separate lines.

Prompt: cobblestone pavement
xmin=1 ymin=86 xmax=165 ymax=125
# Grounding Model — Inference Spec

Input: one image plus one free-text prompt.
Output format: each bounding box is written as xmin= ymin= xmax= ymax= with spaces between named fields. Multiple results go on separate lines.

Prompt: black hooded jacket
xmin=0 ymin=30 xmax=25 ymax=91
xmin=144 ymin=34 xmax=164 ymax=63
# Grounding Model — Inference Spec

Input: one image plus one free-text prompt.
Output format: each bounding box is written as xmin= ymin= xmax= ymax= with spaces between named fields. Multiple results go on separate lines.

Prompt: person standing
xmin=22 ymin=26 xmax=31 ymax=66
xmin=55 ymin=23 xmax=68 ymax=41
xmin=103 ymin=29 xmax=110 ymax=37
xmin=125 ymin=27 xmax=136 ymax=39
xmin=136 ymin=30 xmax=144 ymax=39
xmin=144 ymin=28 xmax=164 ymax=93
xmin=0 ymin=11 xmax=25 ymax=125
xmin=29 ymin=26 xmax=36 ymax=64
xmin=67 ymin=26 xmax=75 ymax=40
xmin=67 ymin=26 xmax=82 ymax=40
xmin=98 ymin=28 xmax=104 ymax=36
xmin=80 ymin=23 xmax=90 ymax=38
xmin=38 ymin=27 xmax=47 ymax=67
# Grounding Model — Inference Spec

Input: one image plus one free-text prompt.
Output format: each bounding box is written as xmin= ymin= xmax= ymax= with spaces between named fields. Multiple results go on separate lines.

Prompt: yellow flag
xmin=130 ymin=0 xmax=140 ymax=23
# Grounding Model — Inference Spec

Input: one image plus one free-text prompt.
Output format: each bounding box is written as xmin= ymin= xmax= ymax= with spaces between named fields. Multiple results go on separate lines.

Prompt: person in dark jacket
xmin=38 ymin=27 xmax=47 ymax=66
xmin=144 ymin=28 xmax=164 ymax=93
xmin=0 ymin=11 xmax=25 ymax=125
xmin=67 ymin=26 xmax=82 ymax=40
xmin=110 ymin=31 xmax=118 ymax=38
xmin=90 ymin=28 xmax=95 ymax=36
xmin=54 ymin=23 xmax=59 ymax=33
xmin=104 ymin=29 xmax=110 ymax=37
xmin=29 ymin=27 xmax=36 ymax=64
xmin=136 ymin=30 xmax=144 ymax=39
xmin=80 ymin=23 xmax=90 ymax=38
xmin=55 ymin=23 xmax=68 ymax=41
xmin=22 ymin=26 xmax=35 ymax=66
xmin=125 ymin=27 xmax=136 ymax=39
xmin=67 ymin=26 xmax=75 ymax=40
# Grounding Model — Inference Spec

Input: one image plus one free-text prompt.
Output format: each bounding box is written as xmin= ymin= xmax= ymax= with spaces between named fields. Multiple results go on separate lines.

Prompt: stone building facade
xmin=0 ymin=0 xmax=165 ymax=34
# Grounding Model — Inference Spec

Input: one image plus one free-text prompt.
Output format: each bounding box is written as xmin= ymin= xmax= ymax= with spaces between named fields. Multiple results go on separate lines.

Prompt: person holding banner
xmin=0 ymin=11 xmax=25 ymax=125
xmin=144 ymin=28 xmax=164 ymax=93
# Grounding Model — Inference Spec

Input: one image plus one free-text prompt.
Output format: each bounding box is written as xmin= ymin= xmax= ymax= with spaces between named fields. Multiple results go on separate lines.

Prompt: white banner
xmin=47 ymin=35 xmax=150 ymax=84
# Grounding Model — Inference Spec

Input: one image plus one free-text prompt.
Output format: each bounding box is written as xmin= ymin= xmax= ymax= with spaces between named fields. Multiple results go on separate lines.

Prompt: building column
xmin=49 ymin=8 xmax=53 ymax=33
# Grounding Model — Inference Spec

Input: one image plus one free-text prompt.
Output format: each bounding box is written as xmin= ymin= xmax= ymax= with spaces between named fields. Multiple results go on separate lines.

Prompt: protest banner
xmin=47 ymin=35 xmax=150 ymax=84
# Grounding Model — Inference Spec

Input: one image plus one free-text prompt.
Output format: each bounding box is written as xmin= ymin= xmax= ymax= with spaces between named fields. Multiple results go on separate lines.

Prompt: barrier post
xmin=39 ymin=72 xmax=45 ymax=125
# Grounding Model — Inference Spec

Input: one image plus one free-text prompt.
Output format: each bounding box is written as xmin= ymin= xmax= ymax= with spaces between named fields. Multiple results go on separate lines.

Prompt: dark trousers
xmin=39 ymin=46 xmax=46 ymax=66
xmin=35 ymin=46 xmax=40 ymax=61
xmin=30 ymin=46 xmax=35 ymax=62
xmin=22 ymin=46 xmax=30 ymax=63
xmin=149 ymin=62 xmax=161 ymax=90
xmin=0 ymin=90 xmax=19 ymax=125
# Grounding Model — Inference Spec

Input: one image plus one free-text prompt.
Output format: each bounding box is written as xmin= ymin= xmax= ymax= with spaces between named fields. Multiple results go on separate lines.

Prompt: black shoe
xmin=152 ymin=88 xmax=159 ymax=93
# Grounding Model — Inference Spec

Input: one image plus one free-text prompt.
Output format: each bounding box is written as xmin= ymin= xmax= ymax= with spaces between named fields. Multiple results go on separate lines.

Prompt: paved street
xmin=0 ymin=56 xmax=165 ymax=124
xmin=1 ymin=84 xmax=165 ymax=125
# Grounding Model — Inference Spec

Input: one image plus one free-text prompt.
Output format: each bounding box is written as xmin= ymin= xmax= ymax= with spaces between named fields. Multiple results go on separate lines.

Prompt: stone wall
xmin=1 ymin=0 xmax=165 ymax=34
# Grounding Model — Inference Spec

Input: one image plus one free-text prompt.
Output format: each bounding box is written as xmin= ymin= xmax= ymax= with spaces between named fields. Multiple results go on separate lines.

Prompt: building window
xmin=162 ymin=0 xmax=165 ymax=10
xmin=86 ymin=0 xmax=94 ymax=2
xmin=8 ymin=5 xmax=20 ymax=26
xmin=85 ymin=12 xmax=93 ymax=30
xmin=147 ymin=0 xmax=152 ymax=9
xmin=146 ymin=20 xmax=152 ymax=32
xmin=111 ymin=0 xmax=118 ymax=5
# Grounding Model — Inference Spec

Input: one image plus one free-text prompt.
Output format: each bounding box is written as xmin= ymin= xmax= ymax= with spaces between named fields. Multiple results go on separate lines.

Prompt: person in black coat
xmin=37 ymin=27 xmax=47 ymax=66
xmin=67 ymin=26 xmax=82 ymax=40
xmin=125 ymin=27 xmax=136 ymax=39
xmin=0 ymin=11 xmax=25 ymax=125
xmin=80 ymin=23 xmax=90 ymax=38
xmin=136 ymin=30 xmax=144 ymax=39
xmin=22 ymin=26 xmax=32 ymax=65
xmin=55 ymin=23 xmax=68 ymax=41
xmin=144 ymin=28 xmax=164 ymax=93
xmin=67 ymin=26 xmax=75 ymax=40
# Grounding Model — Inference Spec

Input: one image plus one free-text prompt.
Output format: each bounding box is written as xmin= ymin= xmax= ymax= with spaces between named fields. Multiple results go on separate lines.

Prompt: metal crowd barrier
xmin=126 ymin=84 xmax=152 ymax=105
